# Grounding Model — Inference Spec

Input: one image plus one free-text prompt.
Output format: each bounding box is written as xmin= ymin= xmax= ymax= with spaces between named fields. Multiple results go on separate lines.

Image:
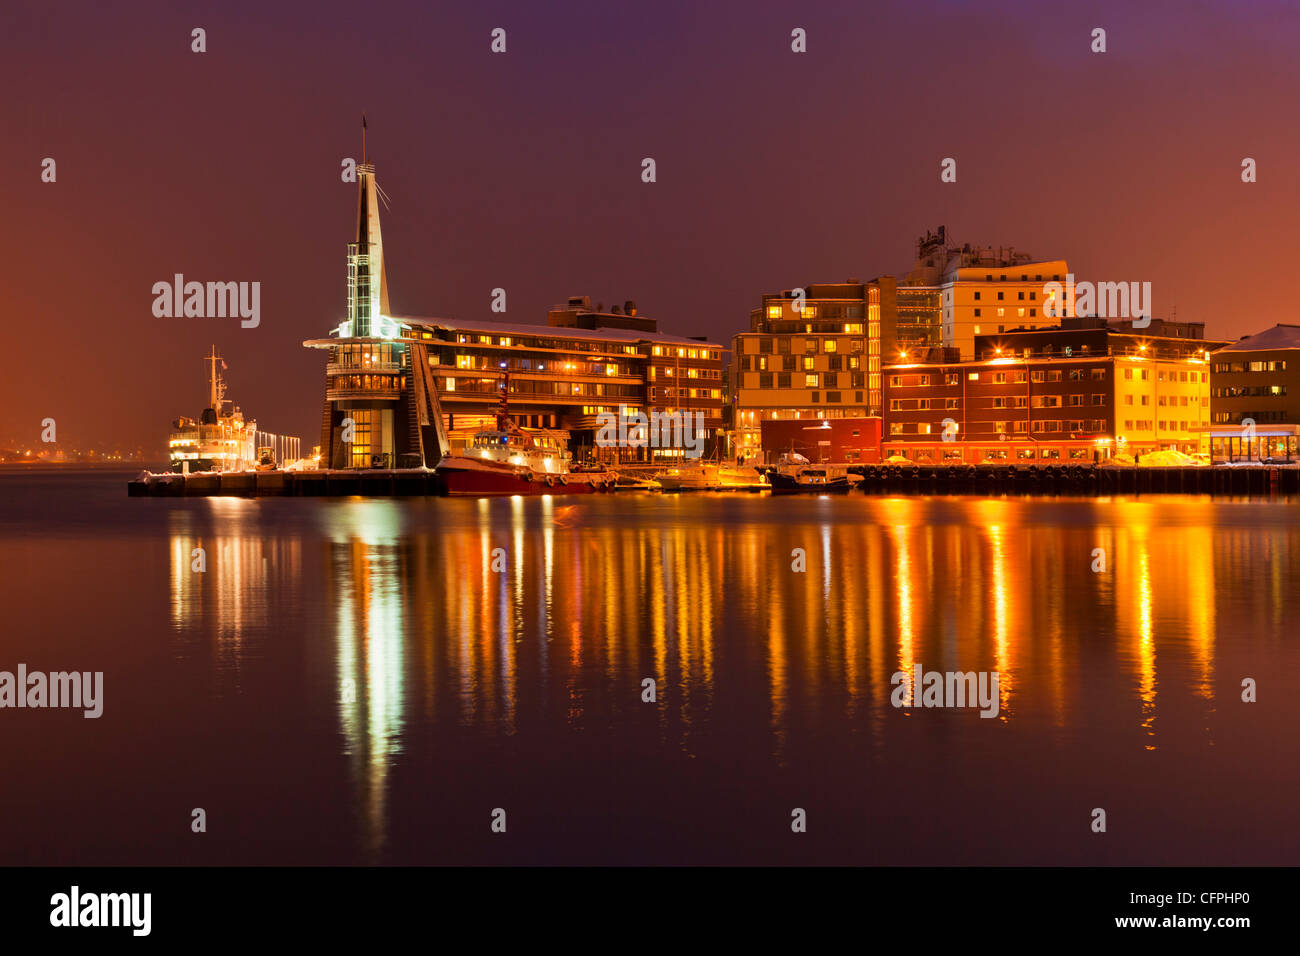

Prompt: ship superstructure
xmin=168 ymin=346 xmax=258 ymax=472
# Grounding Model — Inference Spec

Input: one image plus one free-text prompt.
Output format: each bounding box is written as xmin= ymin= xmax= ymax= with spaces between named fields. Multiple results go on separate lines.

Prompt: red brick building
xmin=758 ymin=417 xmax=880 ymax=464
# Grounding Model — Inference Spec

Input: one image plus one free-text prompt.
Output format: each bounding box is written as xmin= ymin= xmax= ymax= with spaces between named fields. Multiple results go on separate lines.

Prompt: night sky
xmin=5 ymin=0 xmax=1298 ymax=451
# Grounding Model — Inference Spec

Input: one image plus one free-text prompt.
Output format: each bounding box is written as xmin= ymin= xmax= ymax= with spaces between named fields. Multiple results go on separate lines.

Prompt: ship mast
xmin=206 ymin=345 xmax=227 ymax=416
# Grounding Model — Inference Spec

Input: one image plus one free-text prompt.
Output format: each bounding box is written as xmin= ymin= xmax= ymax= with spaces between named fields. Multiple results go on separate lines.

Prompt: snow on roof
xmin=1219 ymin=324 xmax=1300 ymax=352
xmin=392 ymin=315 xmax=716 ymax=348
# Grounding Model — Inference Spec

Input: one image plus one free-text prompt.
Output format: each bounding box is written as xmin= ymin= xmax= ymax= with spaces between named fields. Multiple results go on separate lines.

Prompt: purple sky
xmin=4 ymin=0 xmax=1298 ymax=450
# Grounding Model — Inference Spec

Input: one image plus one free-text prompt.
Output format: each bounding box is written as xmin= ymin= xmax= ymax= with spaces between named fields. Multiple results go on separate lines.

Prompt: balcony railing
xmin=327 ymin=360 xmax=403 ymax=375
xmin=326 ymin=386 xmax=402 ymax=401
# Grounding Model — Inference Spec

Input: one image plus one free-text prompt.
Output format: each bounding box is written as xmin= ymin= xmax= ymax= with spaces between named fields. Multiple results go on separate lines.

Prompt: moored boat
xmin=656 ymin=462 xmax=768 ymax=492
xmin=769 ymin=452 xmax=858 ymax=493
xmin=168 ymin=347 xmax=258 ymax=473
xmin=434 ymin=374 xmax=616 ymax=496
xmin=612 ymin=471 xmax=662 ymax=491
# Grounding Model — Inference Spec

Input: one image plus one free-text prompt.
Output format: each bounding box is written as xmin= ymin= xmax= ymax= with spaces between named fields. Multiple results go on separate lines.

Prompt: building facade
xmin=758 ymin=417 xmax=881 ymax=464
xmin=901 ymin=227 xmax=1073 ymax=360
xmin=730 ymin=279 xmax=894 ymax=460
xmin=305 ymin=163 xmax=723 ymax=468
xmin=1206 ymin=324 xmax=1300 ymax=461
xmin=881 ymin=319 xmax=1226 ymax=463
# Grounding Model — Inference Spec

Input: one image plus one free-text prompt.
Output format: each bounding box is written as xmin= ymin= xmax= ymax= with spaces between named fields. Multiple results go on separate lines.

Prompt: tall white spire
xmin=347 ymin=117 xmax=390 ymax=336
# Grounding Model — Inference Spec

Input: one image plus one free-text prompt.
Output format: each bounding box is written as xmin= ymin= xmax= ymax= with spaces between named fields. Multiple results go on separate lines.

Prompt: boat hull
xmin=436 ymin=458 xmax=614 ymax=496
xmin=657 ymin=464 xmax=768 ymax=492
xmin=769 ymin=471 xmax=856 ymax=493
xmin=658 ymin=478 xmax=768 ymax=492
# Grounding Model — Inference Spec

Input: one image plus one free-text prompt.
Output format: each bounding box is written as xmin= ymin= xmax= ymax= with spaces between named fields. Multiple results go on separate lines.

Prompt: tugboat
xmin=768 ymin=451 xmax=858 ymax=493
xmin=434 ymin=373 xmax=616 ymax=496
xmin=167 ymin=347 xmax=257 ymax=473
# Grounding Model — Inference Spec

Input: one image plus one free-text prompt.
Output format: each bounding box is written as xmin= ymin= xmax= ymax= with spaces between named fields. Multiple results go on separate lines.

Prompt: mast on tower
xmin=347 ymin=115 xmax=390 ymax=337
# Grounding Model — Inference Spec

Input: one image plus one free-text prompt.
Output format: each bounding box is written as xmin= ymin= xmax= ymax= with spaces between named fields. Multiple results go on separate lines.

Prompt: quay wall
xmin=128 ymin=466 xmax=1300 ymax=498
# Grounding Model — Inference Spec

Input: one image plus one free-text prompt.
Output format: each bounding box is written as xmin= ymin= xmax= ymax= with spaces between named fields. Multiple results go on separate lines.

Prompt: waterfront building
xmin=730 ymin=279 xmax=893 ymax=460
xmin=1206 ymin=323 xmax=1300 ymax=460
xmin=881 ymin=318 xmax=1228 ymax=463
xmin=304 ymin=162 xmax=723 ymax=468
xmin=758 ymin=417 xmax=881 ymax=464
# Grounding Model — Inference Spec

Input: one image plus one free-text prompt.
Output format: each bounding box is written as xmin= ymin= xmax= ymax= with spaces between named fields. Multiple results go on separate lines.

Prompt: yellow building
xmin=1111 ymin=345 xmax=1215 ymax=454
xmin=938 ymin=257 xmax=1072 ymax=361
xmin=902 ymin=229 xmax=1072 ymax=360
xmin=731 ymin=280 xmax=893 ymax=461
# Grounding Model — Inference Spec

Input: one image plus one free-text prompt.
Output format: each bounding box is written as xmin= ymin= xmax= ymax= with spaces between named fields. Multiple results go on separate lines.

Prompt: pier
xmin=128 ymin=464 xmax=1300 ymax=498
xmin=128 ymin=468 xmax=443 ymax=498
xmin=849 ymin=463 xmax=1300 ymax=496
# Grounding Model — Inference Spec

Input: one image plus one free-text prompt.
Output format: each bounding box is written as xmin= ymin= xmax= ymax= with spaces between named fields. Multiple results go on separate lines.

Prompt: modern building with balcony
xmin=730 ymin=279 xmax=894 ymax=461
xmin=304 ymin=161 xmax=723 ymax=469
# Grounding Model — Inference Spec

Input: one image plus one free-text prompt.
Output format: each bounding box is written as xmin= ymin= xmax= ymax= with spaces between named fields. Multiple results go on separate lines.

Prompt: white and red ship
xmin=434 ymin=375 xmax=616 ymax=496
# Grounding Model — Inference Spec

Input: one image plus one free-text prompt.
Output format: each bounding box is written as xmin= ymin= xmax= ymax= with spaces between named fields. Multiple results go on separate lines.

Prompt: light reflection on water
xmin=151 ymin=492 xmax=1296 ymax=862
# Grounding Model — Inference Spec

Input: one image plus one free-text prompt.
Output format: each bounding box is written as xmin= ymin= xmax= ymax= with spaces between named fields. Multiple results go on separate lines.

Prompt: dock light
xmin=499 ymin=362 xmax=507 ymax=368
xmin=899 ymin=350 xmax=908 ymax=359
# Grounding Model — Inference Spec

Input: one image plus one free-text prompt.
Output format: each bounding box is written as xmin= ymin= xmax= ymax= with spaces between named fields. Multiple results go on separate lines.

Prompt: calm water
xmin=1 ymin=470 xmax=1297 ymax=865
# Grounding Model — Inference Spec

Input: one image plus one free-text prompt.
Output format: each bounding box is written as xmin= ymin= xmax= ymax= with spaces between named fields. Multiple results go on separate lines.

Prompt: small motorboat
xmin=769 ymin=452 xmax=858 ymax=493
xmin=656 ymin=462 xmax=768 ymax=492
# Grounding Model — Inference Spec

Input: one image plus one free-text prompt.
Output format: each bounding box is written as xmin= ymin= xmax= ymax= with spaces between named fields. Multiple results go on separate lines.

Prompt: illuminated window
xmin=456 ymin=355 xmax=476 ymax=369
xmin=843 ymin=323 xmax=863 ymax=334
xmin=801 ymin=306 xmax=818 ymax=318
xmin=803 ymin=357 xmax=814 ymax=370
xmin=824 ymin=339 xmax=837 ymax=352
xmin=805 ymin=373 xmax=819 ymax=387
xmin=767 ymin=306 xmax=782 ymax=319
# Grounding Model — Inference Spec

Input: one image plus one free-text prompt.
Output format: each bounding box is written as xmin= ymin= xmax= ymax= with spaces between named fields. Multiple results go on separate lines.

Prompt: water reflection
xmin=163 ymin=494 xmax=1300 ymax=858
xmin=167 ymin=500 xmax=302 ymax=693
xmin=323 ymin=502 xmax=406 ymax=860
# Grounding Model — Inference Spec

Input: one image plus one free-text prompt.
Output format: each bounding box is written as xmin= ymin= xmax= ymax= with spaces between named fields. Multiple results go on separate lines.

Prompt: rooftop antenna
xmin=359 ymin=114 xmax=392 ymax=210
